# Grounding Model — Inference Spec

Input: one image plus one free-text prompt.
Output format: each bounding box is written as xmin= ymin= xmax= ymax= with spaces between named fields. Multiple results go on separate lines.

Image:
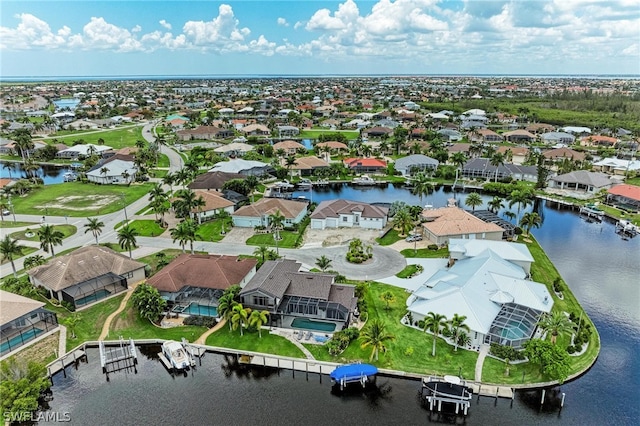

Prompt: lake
xmin=0 ymin=162 xmax=74 ymax=185
xmin=41 ymin=186 xmax=640 ymax=425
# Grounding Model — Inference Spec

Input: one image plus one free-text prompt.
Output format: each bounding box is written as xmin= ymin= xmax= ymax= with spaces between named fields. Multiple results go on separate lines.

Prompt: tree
xmin=381 ymin=291 xmax=394 ymax=310
xmin=0 ymin=359 xmax=50 ymax=423
xmin=392 ymin=207 xmax=414 ymax=236
xmin=248 ymin=310 xmax=270 ymax=338
xmin=508 ymin=189 xmax=534 ymax=223
xmin=245 ymin=175 xmax=259 ymax=203
xmin=315 ymin=255 xmax=332 ymax=272
xmin=230 ymin=303 xmax=251 ymax=336
xmin=451 ymin=152 xmax=467 ymax=171
xmin=253 ymin=245 xmax=270 ymax=264
xmin=449 ymin=314 xmax=470 ymax=352
xmin=523 ymin=338 xmax=571 ymax=383
xmin=117 ymin=224 xmax=138 ymax=259
xmin=217 ymin=294 xmax=237 ymax=331
xmin=488 ymin=196 xmax=505 ymax=214
xmin=464 ymin=192 xmax=483 ymax=212
xmin=410 ymin=172 xmax=433 ymax=206
xmin=269 ymin=209 xmax=285 ymax=254
xmin=23 ymin=254 xmax=46 ymax=270
xmin=423 ymin=311 xmax=448 ymax=357
xmin=84 ymin=217 xmax=105 ymax=244
xmin=64 ymin=313 xmax=82 ymax=339
xmin=490 ymin=152 xmax=505 ymax=182
xmin=520 ymin=212 xmax=542 ymax=236
xmin=284 ymin=155 xmax=297 ymax=180
xmin=0 ymin=235 xmax=25 ymax=277
xmin=37 ymin=224 xmax=64 ymax=257
xmin=359 ymin=319 xmax=395 ymax=361
xmin=538 ymin=311 xmax=574 ymax=344
xmin=170 ymin=219 xmax=199 ymax=254
xmin=131 ymin=283 xmax=167 ymax=323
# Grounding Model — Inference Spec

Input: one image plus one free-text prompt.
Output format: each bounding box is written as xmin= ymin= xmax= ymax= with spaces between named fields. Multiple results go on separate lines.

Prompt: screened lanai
xmin=277 ymin=295 xmax=349 ymax=321
xmin=484 ymin=303 xmax=542 ymax=349
xmin=61 ymin=272 xmax=127 ymax=308
xmin=164 ymin=285 xmax=225 ymax=306
xmin=1 ymin=308 xmax=58 ymax=356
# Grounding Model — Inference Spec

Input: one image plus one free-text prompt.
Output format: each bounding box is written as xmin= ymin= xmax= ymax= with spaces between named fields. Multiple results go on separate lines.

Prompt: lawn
xmin=376 ymin=229 xmax=402 ymax=246
xmin=9 ymin=182 xmax=153 ymax=217
xmin=156 ymin=154 xmax=170 ymax=167
xmin=63 ymin=294 xmax=126 ymax=352
xmin=197 ymin=219 xmax=233 ymax=242
xmin=0 ymin=220 xmax=37 ymax=228
xmin=127 ymin=219 xmax=164 ymax=237
xmin=400 ymin=248 xmax=449 ymax=258
xmin=395 ymin=264 xmax=420 ymax=278
xmin=299 ymin=129 xmax=359 ymax=140
xmin=48 ymin=125 xmax=144 ymax=149
xmin=10 ymin=224 xmax=77 ymax=242
xmin=245 ymin=231 xmax=298 ymax=248
xmin=206 ymin=324 xmax=305 ymax=358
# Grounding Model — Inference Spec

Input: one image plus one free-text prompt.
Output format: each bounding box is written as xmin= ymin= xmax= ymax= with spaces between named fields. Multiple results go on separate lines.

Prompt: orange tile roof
xmin=421 ymin=207 xmax=504 ymax=236
xmin=343 ymin=158 xmax=387 ymax=168
xmin=607 ymin=184 xmax=640 ymax=202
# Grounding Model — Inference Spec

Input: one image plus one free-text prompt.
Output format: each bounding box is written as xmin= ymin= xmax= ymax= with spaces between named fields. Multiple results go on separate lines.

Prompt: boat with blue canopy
xmin=330 ymin=363 xmax=378 ymax=389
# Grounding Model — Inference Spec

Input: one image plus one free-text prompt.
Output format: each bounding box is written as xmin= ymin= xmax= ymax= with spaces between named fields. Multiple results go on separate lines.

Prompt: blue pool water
xmin=75 ymin=289 xmax=111 ymax=307
xmin=0 ymin=328 xmax=43 ymax=355
xmin=184 ymin=304 xmax=218 ymax=317
xmin=500 ymin=321 xmax=529 ymax=340
xmin=291 ymin=318 xmax=336 ymax=332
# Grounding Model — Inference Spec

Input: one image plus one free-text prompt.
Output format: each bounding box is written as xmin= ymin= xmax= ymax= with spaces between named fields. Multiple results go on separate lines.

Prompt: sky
xmin=1 ymin=0 xmax=639 ymax=78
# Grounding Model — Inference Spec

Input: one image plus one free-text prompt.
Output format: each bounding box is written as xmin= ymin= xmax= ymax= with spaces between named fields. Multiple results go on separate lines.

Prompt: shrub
xmin=567 ymin=345 xmax=576 ymax=354
xmin=489 ymin=343 xmax=526 ymax=361
xmin=514 ymin=227 xmax=523 ymax=235
xmin=428 ymin=244 xmax=438 ymax=250
xmin=417 ymin=319 xmax=425 ymax=329
xmin=62 ymin=301 xmax=76 ymax=312
xmin=404 ymin=346 xmax=414 ymax=357
xmin=342 ymin=327 xmax=360 ymax=341
xmin=183 ymin=315 xmax=217 ymax=328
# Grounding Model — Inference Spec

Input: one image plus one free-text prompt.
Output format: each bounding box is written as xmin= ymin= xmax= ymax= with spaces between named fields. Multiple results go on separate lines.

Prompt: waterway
xmin=42 ymin=186 xmax=639 ymax=425
xmin=0 ymin=162 xmax=72 ymax=185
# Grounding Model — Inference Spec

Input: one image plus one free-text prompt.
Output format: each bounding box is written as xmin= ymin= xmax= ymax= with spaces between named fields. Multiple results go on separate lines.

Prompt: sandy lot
xmin=302 ymin=227 xmax=384 ymax=247
xmin=37 ymin=195 xmax=119 ymax=211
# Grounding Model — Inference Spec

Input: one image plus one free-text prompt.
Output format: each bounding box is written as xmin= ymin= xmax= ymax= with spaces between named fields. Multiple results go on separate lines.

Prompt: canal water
xmin=42 ymin=186 xmax=639 ymax=425
xmin=0 ymin=162 xmax=72 ymax=185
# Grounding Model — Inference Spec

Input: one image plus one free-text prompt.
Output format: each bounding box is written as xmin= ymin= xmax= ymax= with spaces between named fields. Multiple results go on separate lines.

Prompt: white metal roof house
xmin=209 ymin=159 xmax=274 ymax=176
xmin=394 ymin=154 xmax=440 ymax=176
xmin=86 ymin=159 xmax=137 ymax=185
xmin=406 ymin=241 xmax=553 ymax=349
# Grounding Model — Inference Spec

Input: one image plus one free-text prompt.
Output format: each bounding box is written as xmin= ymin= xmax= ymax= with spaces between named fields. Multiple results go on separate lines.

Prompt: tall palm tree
xmin=162 ymin=171 xmax=175 ymax=194
xmin=231 ymin=303 xmax=251 ymax=336
xmin=423 ymin=311 xmax=448 ymax=357
xmin=538 ymin=311 xmax=574 ymax=344
xmin=284 ymin=155 xmax=297 ymax=180
xmin=244 ymin=175 xmax=259 ymax=203
xmin=23 ymin=254 xmax=46 ymax=270
xmin=269 ymin=209 xmax=285 ymax=253
xmin=0 ymin=235 xmax=25 ymax=278
xmin=315 ymin=255 xmax=332 ymax=272
xmin=519 ymin=212 xmax=542 ymax=236
xmin=392 ymin=207 xmax=414 ymax=236
xmin=170 ymin=219 xmax=199 ymax=254
xmin=359 ymin=319 xmax=395 ymax=362
xmin=117 ymin=224 xmax=138 ymax=259
xmin=411 ymin=172 xmax=433 ymax=206
xmin=253 ymin=245 xmax=270 ymax=264
xmin=508 ymin=189 xmax=534 ymax=224
xmin=172 ymin=189 xmax=200 ymax=219
xmin=248 ymin=310 xmax=270 ymax=338
xmin=450 ymin=152 xmax=467 ymax=171
xmin=37 ymin=224 xmax=64 ymax=257
xmin=488 ymin=196 xmax=505 ymax=214
xmin=84 ymin=217 xmax=104 ymax=244
xmin=449 ymin=314 xmax=470 ymax=352
xmin=464 ymin=192 xmax=483 ymax=212
xmin=217 ymin=295 xmax=237 ymax=331
xmin=490 ymin=152 xmax=505 ymax=182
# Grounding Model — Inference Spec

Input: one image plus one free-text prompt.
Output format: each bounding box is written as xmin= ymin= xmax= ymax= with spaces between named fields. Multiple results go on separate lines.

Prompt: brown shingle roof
xmin=192 ymin=190 xmax=235 ymax=211
xmin=27 ymin=246 xmax=145 ymax=292
xmin=240 ymin=259 xmax=301 ymax=299
xmin=311 ymin=199 xmax=388 ymax=220
xmin=0 ymin=290 xmax=46 ymax=325
xmin=232 ymin=198 xmax=307 ymax=220
xmin=147 ymin=254 xmax=257 ymax=293
xmin=188 ymin=171 xmax=244 ymax=191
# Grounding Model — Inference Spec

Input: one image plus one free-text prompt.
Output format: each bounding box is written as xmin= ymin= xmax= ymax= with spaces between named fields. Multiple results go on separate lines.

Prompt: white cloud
xmin=159 ymin=20 xmax=172 ymax=30
xmin=277 ymin=17 xmax=289 ymax=27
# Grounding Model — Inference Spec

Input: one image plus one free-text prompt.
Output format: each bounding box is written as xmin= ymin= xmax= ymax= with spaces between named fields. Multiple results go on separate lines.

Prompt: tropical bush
xmin=326 ymin=327 xmax=360 ymax=356
xmin=489 ymin=343 xmax=526 ymax=361
xmin=183 ymin=315 xmax=217 ymax=328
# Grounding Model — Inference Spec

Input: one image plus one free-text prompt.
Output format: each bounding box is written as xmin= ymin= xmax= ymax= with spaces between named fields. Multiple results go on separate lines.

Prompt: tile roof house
xmin=420 ymin=207 xmax=505 ymax=245
xmin=503 ymin=129 xmax=536 ymax=143
xmin=279 ymin=156 xmax=329 ymax=177
xmin=239 ymin=259 xmax=357 ymax=330
xmin=470 ymin=128 xmax=504 ymax=143
xmin=548 ymin=170 xmax=614 ymax=193
xmin=191 ymin=190 xmax=236 ymax=221
xmin=273 ymin=140 xmax=305 ymax=155
xmin=213 ymin=142 xmax=255 ymax=157
xmin=406 ymin=240 xmax=553 ymax=349
xmin=240 ymin=124 xmax=270 ymax=136
xmin=0 ymin=290 xmax=58 ymax=358
xmin=188 ymin=171 xmax=244 ymax=192
xmin=541 ymin=147 xmax=586 ymax=162
xmin=147 ymin=254 xmax=257 ymax=308
xmin=606 ymin=184 xmax=640 ymax=212
xmin=311 ymin=199 xmax=389 ymax=230
xmin=232 ymin=198 xmax=308 ymax=228
xmin=343 ymin=157 xmax=387 ymax=174
xmin=27 ymin=246 xmax=146 ymax=309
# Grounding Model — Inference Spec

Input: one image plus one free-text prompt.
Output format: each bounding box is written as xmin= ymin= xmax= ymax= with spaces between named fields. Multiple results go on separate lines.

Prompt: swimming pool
xmin=500 ymin=321 xmax=529 ymax=340
xmin=291 ymin=318 xmax=336 ymax=332
xmin=1 ymin=328 xmax=43 ymax=355
xmin=75 ymin=289 xmax=111 ymax=307
xmin=183 ymin=304 xmax=218 ymax=317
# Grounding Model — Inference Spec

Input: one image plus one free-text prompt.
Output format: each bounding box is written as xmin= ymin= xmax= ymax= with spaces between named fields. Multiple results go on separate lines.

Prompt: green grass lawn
xmin=197 ymin=219 xmax=232 ymax=242
xmin=395 ymin=264 xmax=420 ymax=278
xmin=400 ymin=248 xmax=449 ymax=258
xmin=49 ymin=125 xmax=144 ymax=149
xmin=63 ymin=294 xmax=125 ymax=352
xmin=156 ymin=154 xmax=170 ymax=167
xmin=299 ymin=129 xmax=359 ymax=140
xmin=376 ymin=229 xmax=402 ymax=246
xmin=0 ymin=220 xmax=37 ymax=228
xmin=150 ymin=168 xmax=169 ymax=179
xmin=128 ymin=220 xmax=164 ymax=237
xmin=9 ymin=182 xmax=153 ymax=217
xmin=206 ymin=324 xmax=305 ymax=358
xmin=245 ymin=231 xmax=298 ymax=248
xmin=9 ymin=224 xmax=77 ymax=242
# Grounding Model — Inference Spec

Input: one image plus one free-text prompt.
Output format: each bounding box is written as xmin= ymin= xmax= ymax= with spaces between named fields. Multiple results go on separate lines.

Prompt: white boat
xmin=160 ymin=340 xmax=193 ymax=371
xmin=616 ymin=219 xmax=639 ymax=236
xmin=63 ymin=171 xmax=78 ymax=182
xmin=296 ymin=178 xmax=312 ymax=190
xmin=273 ymin=180 xmax=295 ymax=191
xmin=352 ymin=175 xmax=376 ymax=186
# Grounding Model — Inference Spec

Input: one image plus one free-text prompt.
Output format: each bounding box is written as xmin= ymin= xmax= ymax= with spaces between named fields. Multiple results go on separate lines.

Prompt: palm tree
xmin=37 ymin=224 xmax=64 ymax=257
xmin=464 ymin=192 xmax=483 ymax=212
xmin=488 ymin=196 xmax=505 ymax=214
xmin=315 ymin=255 xmax=332 ymax=272
xmin=359 ymin=319 xmax=395 ymax=362
xmin=284 ymin=156 xmax=297 ymax=180
xmin=504 ymin=210 xmax=517 ymax=223
xmin=538 ymin=311 xmax=574 ymax=344
xmin=23 ymin=254 xmax=46 ymax=270
xmin=269 ymin=209 xmax=285 ymax=254
xmin=245 ymin=175 xmax=259 ymax=203
xmin=450 ymin=152 xmax=467 ymax=171
xmin=170 ymin=219 xmax=199 ymax=254
xmin=162 ymin=172 xmax=175 ymax=194
xmin=231 ymin=303 xmax=251 ymax=336
xmin=411 ymin=172 xmax=433 ymax=206
xmin=508 ymin=189 xmax=534 ymax=223
xmin=217 ymin=295 xmax=237 ymax=331
xmin=64 ymin=313 xmax=82 ymax=339
xmin=382 ymin=291 xmax=394 ymax=310
xmin=117 ymin=224 xmax=138 ymax=259
xmin=248 ymin=310 xmax=270 ymax=338
xmin=392 ymin=207 xmax=414 ymax=236
xmin=490 ymin=152 xmax=505 ymax=182
xmin=253 ymin=245 xmax=270 ymax=263
xmin=519 ymin=212 xmax=542 ymax=236
xmin=84 ymin=217 xmax=104 ymax=244
xmin=423 ymin=311 xmax=448 ymax=357
xmin=99 ymin=167 xmax=110 ymax=182
xmin=0 ymin=235 xmax=25 ymax=277
xmin=449 ymin=314 xmax=470 ymax=352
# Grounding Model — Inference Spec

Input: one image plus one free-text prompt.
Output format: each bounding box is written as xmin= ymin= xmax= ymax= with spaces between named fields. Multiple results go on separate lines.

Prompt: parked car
xmin=2 ymin=210 xmax=10 ymax=216
xmin=405 ymin=234 xmax=422 ymax=242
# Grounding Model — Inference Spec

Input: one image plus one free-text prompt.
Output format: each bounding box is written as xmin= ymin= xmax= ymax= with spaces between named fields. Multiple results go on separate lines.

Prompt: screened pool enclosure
xmin=484 ymin=303 xmax=543 ymax=348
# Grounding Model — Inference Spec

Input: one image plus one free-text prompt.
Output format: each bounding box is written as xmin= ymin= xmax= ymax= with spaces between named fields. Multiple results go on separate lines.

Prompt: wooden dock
xmin=46 ymin=349 xmax=87 ymax=379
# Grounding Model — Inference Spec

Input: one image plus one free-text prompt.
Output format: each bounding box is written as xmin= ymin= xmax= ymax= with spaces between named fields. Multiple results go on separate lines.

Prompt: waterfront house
xmin=213 ymin=142 xmax=255 ymax=158
xmin=406 ymin=240 xmax=553 ymax=349
xmin=496 ymin=146 xmax=529 ymax=165
xmin=281 ymin=156 xmax=329 ymax=177
xmin=548 ymin=171 xmax=614 ymax=194
xmin=188 ymin=171 xmax=245 ymax=192
xmin=394 ymin=154 xmax=439 ymax=176
xmin=310 ymin=199 xmax=388 ymax=230
xmin=239 ymin=259 xmax=358 ymax=331
xmin=606 ymin=184 xmax=640 ymax=213
xmin=420 ymin=207 xmax=505 ymax=246
xmin=273 ymin=140 xmax=305 ymax=155
xmin=343 ymin=157 xmax=387 ymax=174
xmin=147 ymin=254 xmax=257 ymax=314
xmin=0 ymin=290 xmax=58 ymax=358
xmin=56 ymin=143 xmax=112 ymax=159
xmin=209 ymin=159 xmax=274 ymax=177
xmin=231 ymin=198 xmax=308 ymax=228
xmin=462 ymin=158 xmax=537 ymax=182
xmin=27 ymin=246 xmax=146 ymax=310
xmin=86 ymin=158 xmax=137 ymax=185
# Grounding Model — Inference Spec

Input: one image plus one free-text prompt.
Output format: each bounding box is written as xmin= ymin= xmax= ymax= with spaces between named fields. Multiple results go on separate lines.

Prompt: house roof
xmin=421 ymin=207 xmax=504 ymax=237
xmin=27 ymin=246 xmax=145 ymax=292
xmin=209 ymin=159 xmax=270 ymax=174
xmin=192 ymin=190 xmax=235 ymax=211
xmin=608 ymin=184 xmax=640 ymax=202
xmin=542 ymin=147 xmax=585 ymax=161
xmin=551 ymin=170 xmax=612 ymax=188
xmin=394 ymin=154 xmax=439 ymax=170
xmin=282 ymin=156 xmax=329 ymax=170
xmin=316 ymin=141 xmax=348 ymax=150
xmin=214 ymin=142 xmax=254 ymax=153
xmin=0 ymin=290 xmax=46 ymax=325
xmin=343 ymin=157 xmax=387 ymax=168
xmin=311 ymin=199 xmax=388 ymax=220
xmin=147 ymin=254 xmax=257 ymax=293
xmin=188 ymin=171 xmax=244 ymax=191
xmin=87 ymin=159 xmax=136 ymax=177
xmin=503 ymin=129 xmax=536 ymax=138
xmin=273 ymin=140 xmax=305 ymax=151
xmin=240 ymin=259 xmax=301 ymax=299
xmin=232 ymin=197 xmax=307 ymax=219
xmin=448 ymin=239 xmax=533 ymax=263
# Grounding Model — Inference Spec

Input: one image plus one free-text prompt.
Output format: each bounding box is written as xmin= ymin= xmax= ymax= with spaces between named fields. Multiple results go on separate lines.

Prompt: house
xmin=231 ymin=198 xmax=308 ymax=228
xmin=147 ymin=254 xmax=257 ymax=314
xmin=176 ymin=126 xmax=234 ymax=141
xmin=281 ymin=156 xmax=329 ymax=177
xmin=27 ymin=246 xmax=146 ymax=309
xmin=56 ymin=144 xmax=112 ymax=159
xmin=362 ymin=126 xmax=393 ymax=138
xmin=448 ymin=238 xmax=534 ymax=274
xmin=580 ymin=135 xmax=618 ymax=147
xmin=462 ymin=158 xmax=537 ymax=182
xmin=606 ymin=184 xmax=640 ymax=213
xmin=460 ymin=114 xmax=488 ymax=129
xmin=503 ymin=130 xmax=536 ymax=144
xmin=0 ymin=290 xmax=58 ymax=358
xmin=311 ymin=199 xmax=388 ymax=230
xmin=548 ymin=171 xmax=614 ymax=194
xmin=559 ymin=126 xmax=591 ymax=136
xmin=213 ymin=142 xmax=255 ymax=157
xmin=541 ymin=132 xmax=576 ymax=146
xmin=188 ymin=171 xmax=244 ymax=192
xmin=316 ymin=141 xmax=348 ymax=155
xmin=86 ymin=158 xmax=137 ymax=185
xmin=470 ymin=129 xmax=504 ymax=144
xmin=273 ymin=140 xmax=305 ymax=155
xmin=240 ymin=124 xmax=270 ymax=136
xmin=437 ymin=128 xmax=463 ymax=142
xmin=406 ymin=240 xmax=553 ymax=349
xmin=592 ymin=158 xmax=640 ymax=176
xmin=496 ymin=146 xmax=529 ymax=165
xmin=191 ymin=190 xmax=236 ymax=221
xmin=343 ymin=158 xmax=387 ymax=174
xmin=277 ymin=126 xmax=300 ymax=137
xmin=209 ymin=159 xmax=274 ymax=176
xmin=420 ymin=207 xmax=504 ymax=245
xmin=542 ymin=147 xmax=586 ymax=162
xmin=394 ymin=154 xmax=439 ymax=176
xmin=239 ymin=259 xmax=357 ymax=331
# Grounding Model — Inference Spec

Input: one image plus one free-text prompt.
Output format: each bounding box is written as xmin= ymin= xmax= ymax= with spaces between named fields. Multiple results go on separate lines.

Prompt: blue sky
xmin=1 ymin=0 xmax=639 ymax=77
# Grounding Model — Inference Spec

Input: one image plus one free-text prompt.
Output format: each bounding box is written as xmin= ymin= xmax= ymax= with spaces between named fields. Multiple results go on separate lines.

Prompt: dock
xmin=99 ymin=337 xmax=138 ymax=379
xmin=46 ymin=349 xmax=87 ymax=380
xmin=421 ymin=376 xmax=474 ymax=415
xmin=579 ymin=204 xmax=604 ymax=220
